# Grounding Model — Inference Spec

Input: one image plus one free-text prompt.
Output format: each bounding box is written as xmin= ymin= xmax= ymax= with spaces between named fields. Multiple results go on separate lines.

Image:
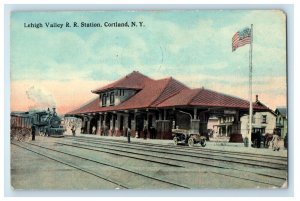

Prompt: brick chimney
xmin=256 ymin=95 xmax=258 ymax=102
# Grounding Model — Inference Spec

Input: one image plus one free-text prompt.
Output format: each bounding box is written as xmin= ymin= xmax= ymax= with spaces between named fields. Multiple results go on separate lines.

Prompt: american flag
xmin=232 ymin=27 xmax=252 ymax=51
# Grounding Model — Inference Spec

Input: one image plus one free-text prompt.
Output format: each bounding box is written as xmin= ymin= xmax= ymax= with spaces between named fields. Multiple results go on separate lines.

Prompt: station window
xmin=102 ymin=94 xmax=107 ymax=107
xmin=110 ymin=92 xmax=115 ymax=105
xmin=118 ymin=89 xmax=125 ymax=96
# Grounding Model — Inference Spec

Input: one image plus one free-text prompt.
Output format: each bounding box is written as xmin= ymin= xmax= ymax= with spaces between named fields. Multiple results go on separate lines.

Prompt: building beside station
xmin=240 ymin=96 xmax=277 ymax=138
xmin=66 ymin=71 xmax=271 ymax=139
xmin=207 ymin=95 xmax=280 ymax=139
xmin=275 ymin=107 xmax=288 ymax=138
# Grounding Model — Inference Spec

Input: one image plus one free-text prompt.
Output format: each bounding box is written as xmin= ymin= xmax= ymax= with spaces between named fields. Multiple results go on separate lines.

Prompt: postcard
xmin=9 ymin=10 xmax=288 ymax=190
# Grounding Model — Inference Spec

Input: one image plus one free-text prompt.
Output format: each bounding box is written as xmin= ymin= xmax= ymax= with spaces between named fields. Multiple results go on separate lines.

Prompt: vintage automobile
xmin=172 ymin=129 xmax=206 ymax=147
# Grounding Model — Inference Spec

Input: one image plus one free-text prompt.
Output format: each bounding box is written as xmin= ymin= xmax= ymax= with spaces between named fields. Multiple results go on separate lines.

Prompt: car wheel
xmin=173 ymin=137 xmax=178 ymax=145
xmin=201 ymin=139 xmax=206 ymax=147
xmin=188 ymin=138 xmax=194 ymax=147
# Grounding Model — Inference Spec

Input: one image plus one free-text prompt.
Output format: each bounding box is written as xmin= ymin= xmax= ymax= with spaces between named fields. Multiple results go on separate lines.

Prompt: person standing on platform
xmin=143 ymin=125 xmax=148 ymax=140
xmin=127 ymin=127 xmax=131 ymax=143
xmin=31 ymin=125 xmax=36 ymax=141
xmin=284 ymin=133 xmax=288 ymax=149
xmin=149 ymin=126 xmax=154 ymax=139
xmin=257 ymin=131 xmax=262 ymax=148
xmin=71 ymin=125 xmax=76 ymax=136
xmin=271 ymin=130 xmax=280 ymax=151
xmin=92 ymin=126 xmax=96 ymax=135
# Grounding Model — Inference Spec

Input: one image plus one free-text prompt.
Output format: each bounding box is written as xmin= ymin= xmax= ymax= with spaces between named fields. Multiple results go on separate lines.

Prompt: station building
xmin=66 ymin=71 xmax=270 ymax=139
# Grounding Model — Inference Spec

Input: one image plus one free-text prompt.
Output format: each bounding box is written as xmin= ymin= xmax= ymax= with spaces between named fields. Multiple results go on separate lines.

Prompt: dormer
xmin=92 ymin=71 xmax=154 ymax=107
xmin=98 ymin=89 xmax=137 ymax=107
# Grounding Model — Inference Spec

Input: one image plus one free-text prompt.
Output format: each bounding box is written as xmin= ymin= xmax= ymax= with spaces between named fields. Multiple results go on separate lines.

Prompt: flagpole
xmin=248 ymin=24 xmax=253 ymax=148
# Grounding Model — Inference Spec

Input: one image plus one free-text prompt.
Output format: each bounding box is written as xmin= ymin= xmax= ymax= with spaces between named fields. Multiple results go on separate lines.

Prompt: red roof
xmin=67 ymin=71 xmax=269 ymax=115
xmin=116 ymin=77 xmax=188 ymax=110
xmin=158 ymin=87 xmax=267 ymax=110
xmin=157 ymin=88 xmax=202 ymax=107
xmin=190 ymin=88 xmax=267 ymax=109
xmin=91 ymin=71 xmax=153 ymax=93
xmin=151 ymin=78 xmax=189 ymax=106
xmin=67 ymin=77 xmax=188 ymax=115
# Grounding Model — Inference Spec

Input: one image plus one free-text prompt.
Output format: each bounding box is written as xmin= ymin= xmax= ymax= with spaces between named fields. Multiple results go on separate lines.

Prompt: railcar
xmin=10 ymin=108 xmax=65 ymax=141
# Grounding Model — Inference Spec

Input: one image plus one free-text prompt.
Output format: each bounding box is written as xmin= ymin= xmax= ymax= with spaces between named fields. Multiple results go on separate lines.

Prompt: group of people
xmin=252 ymin=130 xmax=281 ymax=151
xmin=135 ymin=125 xmax=157 ymax=139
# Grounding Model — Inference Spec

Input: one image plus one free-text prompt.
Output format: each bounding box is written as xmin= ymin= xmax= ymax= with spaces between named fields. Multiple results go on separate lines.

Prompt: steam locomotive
xmin=11 ymin=108 xmax=66 ymax=140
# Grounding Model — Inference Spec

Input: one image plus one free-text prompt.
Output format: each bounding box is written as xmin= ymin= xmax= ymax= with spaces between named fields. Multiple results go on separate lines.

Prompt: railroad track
xmin=66 ymin=136 xmax=287 ymax=169
xmin=66 ymin=135 xmax=287 ymax=161
xmin=57 ymin=138 xmax=286 ymax=187
xmin=11 ymin=141 xmax=190 ymax=189
xmin=11 ymin=142 xmax=127 ymax=189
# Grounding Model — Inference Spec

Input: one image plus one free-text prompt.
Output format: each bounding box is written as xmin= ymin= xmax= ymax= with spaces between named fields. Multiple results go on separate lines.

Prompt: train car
xmin=10 ymin=112 xmax=33 ymax=141
xmin=10 ymin=108 xmax=66 ymax=141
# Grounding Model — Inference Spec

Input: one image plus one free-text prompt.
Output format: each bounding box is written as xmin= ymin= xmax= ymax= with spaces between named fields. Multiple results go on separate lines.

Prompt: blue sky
xmin=10 ymin=10 xmax=287 ymax=113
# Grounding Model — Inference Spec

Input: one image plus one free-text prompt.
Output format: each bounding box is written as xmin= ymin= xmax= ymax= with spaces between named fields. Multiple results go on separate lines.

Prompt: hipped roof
xmin=67 ymin=71 xmax=269 ymax=115
xmin=91 ymin=71 xmax=153 ymax=93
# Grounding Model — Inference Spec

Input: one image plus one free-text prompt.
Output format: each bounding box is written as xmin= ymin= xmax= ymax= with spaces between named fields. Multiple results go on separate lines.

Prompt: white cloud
xmin=10 ymin=10 xmax=287 ymax=111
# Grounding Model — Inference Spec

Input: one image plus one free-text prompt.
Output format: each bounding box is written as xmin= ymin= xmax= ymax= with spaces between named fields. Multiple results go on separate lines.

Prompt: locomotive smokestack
xmin=52 ymin=107 xmax=57 ymax=115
